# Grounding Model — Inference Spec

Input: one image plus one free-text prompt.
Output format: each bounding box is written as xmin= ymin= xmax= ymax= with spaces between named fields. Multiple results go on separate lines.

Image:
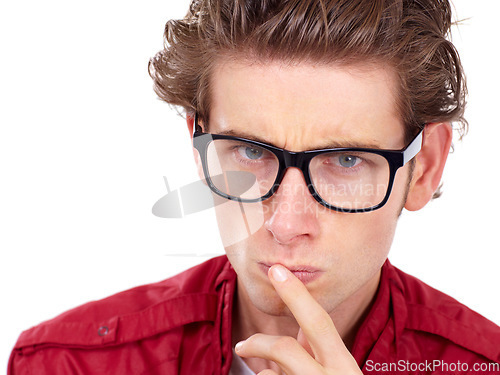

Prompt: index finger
xmin=268 ymin=264 xmax=357 ymax=369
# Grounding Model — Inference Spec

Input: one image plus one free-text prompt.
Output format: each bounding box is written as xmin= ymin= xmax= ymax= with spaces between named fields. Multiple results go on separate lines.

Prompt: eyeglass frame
xmin=192 ymin=113 xmax=424 ymax=213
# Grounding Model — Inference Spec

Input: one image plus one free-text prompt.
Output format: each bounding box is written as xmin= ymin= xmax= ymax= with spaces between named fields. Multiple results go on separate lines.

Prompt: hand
xmin=234 ymin=264 xmax=363 ymax=375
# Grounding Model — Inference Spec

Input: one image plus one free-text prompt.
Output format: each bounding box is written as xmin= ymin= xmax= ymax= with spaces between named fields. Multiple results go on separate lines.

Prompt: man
xmin=9 ymin=0 xmax=500 ymax=374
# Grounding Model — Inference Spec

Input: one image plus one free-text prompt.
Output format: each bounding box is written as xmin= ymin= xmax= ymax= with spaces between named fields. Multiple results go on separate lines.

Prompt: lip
xmin=258 ymin=262 xmax=323 ymax=284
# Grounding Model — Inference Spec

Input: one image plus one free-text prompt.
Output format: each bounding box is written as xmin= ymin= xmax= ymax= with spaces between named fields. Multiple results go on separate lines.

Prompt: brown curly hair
xmin=149 ymin=0 xmax=467 ymax=145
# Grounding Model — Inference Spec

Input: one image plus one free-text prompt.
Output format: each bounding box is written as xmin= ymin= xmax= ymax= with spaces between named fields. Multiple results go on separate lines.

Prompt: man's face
xmin=206 ymin=59 xmax=413 ymax=317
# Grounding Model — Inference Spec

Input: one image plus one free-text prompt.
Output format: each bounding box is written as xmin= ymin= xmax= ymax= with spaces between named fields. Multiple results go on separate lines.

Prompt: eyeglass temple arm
xmin=403 ymin=128 xmax=424 ymax=165
xmin=193 ymin=113 xmax=203 ymax=135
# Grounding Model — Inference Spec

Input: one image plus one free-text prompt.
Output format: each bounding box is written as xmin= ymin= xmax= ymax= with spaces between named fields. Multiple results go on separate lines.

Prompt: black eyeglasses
xmin=193 ymin=114 xmax=423 ymax=213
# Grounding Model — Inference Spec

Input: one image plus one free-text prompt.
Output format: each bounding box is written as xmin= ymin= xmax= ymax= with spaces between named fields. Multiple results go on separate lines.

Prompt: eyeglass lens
xmin=205 ymin=138 xmax=391 ymax=210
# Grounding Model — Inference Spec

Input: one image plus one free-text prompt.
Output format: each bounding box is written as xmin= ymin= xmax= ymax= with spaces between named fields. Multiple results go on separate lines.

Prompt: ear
xmin=404 ymin=122 xmax=453 ymax=211
xmin=186 ymin=114 xmax=206 ymax=182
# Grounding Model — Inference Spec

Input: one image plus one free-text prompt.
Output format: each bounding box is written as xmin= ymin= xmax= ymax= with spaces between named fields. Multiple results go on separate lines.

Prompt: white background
xmin=1 ymin=0 xmax=499 ymax=371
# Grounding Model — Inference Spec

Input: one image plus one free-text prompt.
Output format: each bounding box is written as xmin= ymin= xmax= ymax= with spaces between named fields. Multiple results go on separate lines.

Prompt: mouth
xmin=257 ymin=262 xmax=323 ymax=284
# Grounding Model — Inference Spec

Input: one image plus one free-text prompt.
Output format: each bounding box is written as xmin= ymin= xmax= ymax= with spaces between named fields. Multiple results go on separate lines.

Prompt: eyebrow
xmin=215 ymin=129 xmax=384 ymax=151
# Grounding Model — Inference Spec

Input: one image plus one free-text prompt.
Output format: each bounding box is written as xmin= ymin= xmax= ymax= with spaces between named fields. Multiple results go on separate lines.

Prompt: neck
xmin=231 ymin=270 xmax=381 ymax=372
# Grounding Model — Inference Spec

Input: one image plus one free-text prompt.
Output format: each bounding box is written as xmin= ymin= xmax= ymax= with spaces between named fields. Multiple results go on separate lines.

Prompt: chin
xmin=250 ymin=289 xmax=292 ymax=317
xmin=236 ymin=269 xmax=290 ymax=316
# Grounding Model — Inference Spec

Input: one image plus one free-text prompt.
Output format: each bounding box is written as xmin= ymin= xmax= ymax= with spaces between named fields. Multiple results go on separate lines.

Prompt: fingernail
xmin=271 ymin=265 xmax=288 ymax=282
xmin=235 ymin=341 xmax=244 ymax=352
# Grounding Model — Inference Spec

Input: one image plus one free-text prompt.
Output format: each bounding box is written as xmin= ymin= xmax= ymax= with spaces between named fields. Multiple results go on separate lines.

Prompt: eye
xmin=337 ymin=155 xmax=361 ymax=168
xmin=237 ymin=146 xmax=264 ymax=160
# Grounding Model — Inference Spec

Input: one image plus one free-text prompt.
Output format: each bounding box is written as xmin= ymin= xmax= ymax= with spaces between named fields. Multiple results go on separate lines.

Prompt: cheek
xmin=318 ymin=167 xmax=408 ymax=255
xmin=318 ymin=208 xmax=397 ymax=268
xmin=212 ymin=197 xmax=267 ymax=248
xmin=335 ymin=166 xmax=412 ymax=268
xmin=314 ymin=181 xmax=404 ymax=284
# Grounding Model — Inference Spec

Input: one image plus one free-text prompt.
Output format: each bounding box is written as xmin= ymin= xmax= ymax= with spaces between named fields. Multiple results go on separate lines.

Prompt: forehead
xmin=208 ymin=59 xmax=405 ymax=151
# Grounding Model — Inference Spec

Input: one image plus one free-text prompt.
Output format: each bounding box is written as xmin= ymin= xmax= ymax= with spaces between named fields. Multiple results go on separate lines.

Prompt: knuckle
xmin=310 ymin=311 xmax=334 ymax=336
xmin=257 ymin=371 xmax=278 ymax=375
xmin=246 ymin=333 xmax=265 ymax=345
xmin=257 ymin=371 xmax=277 ymax=375
xmin=270 ymin=335 xmax=297 ymax=353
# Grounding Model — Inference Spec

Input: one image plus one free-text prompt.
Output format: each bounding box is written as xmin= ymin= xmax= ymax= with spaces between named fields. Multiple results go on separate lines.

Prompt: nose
xmin=264 ymin=167 xmax=321 ymax=245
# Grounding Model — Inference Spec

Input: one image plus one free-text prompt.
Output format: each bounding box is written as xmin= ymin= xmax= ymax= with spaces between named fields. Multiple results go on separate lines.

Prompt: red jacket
xmin=9 ymin=256 xmax=500 ymax=374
